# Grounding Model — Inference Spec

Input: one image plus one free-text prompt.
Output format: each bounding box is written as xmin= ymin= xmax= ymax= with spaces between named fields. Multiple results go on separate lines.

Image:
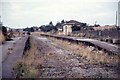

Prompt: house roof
xmin=56 ymin=20 xmax=86 ymax=29
xmin=65 ymin=20 xmax=81 ymax=25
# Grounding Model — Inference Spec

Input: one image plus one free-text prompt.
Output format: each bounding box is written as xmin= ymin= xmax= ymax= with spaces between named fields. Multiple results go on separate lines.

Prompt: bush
xmin=13 ymin=62 xmax=29 ymax=78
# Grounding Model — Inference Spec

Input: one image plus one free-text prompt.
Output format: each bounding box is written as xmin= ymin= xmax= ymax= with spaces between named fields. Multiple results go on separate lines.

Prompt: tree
xmin=8 ymin=29 xmax=14 ymax=38
xmin=49 ymin=21 xmax=53 ymax=26
xmin=61 ymin=20 xmax=65 ymax=23
xmin=30 ymin=27 xmax=34 ymax=32
xmin=94 ymin=24 xmax=100 ymax=27
xmin=55 ymin=22 xmax=61 ymax=27
xmin=2 ymin=26 xmax=7 ymax=36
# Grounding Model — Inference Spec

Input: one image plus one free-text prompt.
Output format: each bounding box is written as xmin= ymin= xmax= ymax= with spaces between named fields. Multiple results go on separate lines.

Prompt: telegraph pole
xmin=118 ymin=1 xmax=120 ymax=27
xmin=116 ymin=11 xmax=117 ymax=26
xmin=0 ymin=16 xmax=3 ymax=27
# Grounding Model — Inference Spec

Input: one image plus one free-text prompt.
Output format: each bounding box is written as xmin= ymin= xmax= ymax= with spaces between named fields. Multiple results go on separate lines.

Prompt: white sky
xmin=0 ymin=0 xmax=119 ymax=28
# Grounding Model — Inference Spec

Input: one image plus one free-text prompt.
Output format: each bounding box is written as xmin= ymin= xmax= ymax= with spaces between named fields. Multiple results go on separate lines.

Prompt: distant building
xmin=16 ymin=29 xmax=24 ymax=33
xmin=63 ymin=20 xmax=87 ymax=35
xmin=93 ymin=25 xmax=116 ymax=31
xmin=6 ymin=27 xmax=11 ymax=31
xmin=63 ymin=24 xmax=72 ymax=35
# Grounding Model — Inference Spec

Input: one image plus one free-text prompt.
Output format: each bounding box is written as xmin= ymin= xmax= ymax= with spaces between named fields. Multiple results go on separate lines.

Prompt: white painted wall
xmin=63 ymin=25 xmax=72 ymax=35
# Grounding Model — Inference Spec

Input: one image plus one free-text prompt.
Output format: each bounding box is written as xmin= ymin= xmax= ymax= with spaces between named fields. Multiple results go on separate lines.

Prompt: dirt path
xmin=2 ymin=36 xmax=28 ymax=78
xmin=33 ymin=36 xmax=118 ymax=78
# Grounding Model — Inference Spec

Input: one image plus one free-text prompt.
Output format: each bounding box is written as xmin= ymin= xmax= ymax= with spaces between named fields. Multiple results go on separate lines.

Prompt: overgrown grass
xmin=13 ymin=36 xmax=39 ymax=78
xmin=49 ymin=37 xmax=119 ymax=64
xmin=0 ymin=32 xmax=5 ymax=44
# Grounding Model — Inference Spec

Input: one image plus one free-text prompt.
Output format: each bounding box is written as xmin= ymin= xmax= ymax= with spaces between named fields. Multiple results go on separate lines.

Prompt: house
xmin=63 ymin=20 xmax=87 ymax=35
xmin=63 ymin=24 xmax=72 ymax=35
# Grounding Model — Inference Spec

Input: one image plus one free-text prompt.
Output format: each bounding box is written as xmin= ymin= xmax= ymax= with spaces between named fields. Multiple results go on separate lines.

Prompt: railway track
xmin=40 ymin=34 xmax=119 ymax=55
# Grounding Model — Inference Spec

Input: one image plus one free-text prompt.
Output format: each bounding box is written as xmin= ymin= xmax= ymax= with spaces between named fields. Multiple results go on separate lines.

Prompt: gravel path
xmin=33 ymin=36 xmax=118 ymax=78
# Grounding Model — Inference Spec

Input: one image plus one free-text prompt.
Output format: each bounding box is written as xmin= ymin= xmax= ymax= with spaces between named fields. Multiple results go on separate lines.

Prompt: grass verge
xmin=13 ymin=36 xmax=39 ymax=78
xmin=0 ymin=32 xmax=5 ymax=44
xmin=49 ymin=37 xmax=119 ymax=64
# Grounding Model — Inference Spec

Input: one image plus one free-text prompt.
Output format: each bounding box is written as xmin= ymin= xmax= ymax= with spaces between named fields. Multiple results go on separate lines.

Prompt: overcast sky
xmin=0 ymin=0 xmax=119 ymax=28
